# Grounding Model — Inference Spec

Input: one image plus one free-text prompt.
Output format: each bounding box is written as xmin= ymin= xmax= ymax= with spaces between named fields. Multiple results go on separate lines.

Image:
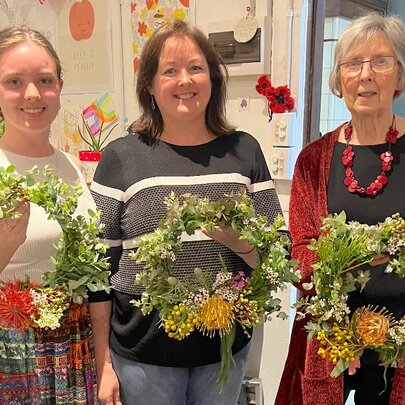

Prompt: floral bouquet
xmin=0 ymin=165 xmax=110 ymax=330
xmin=130 ymin=190 xmax=300 ymax=383
xmin=297 ymin=211 xmax=405 ymax=377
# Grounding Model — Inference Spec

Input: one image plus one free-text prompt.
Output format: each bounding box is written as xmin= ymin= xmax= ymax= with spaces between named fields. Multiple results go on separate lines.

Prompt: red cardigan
xmin=275 ymin=126 xmax=405 ymax=405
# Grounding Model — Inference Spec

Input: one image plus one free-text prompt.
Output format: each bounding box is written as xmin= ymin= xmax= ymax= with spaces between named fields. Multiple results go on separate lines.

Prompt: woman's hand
xmin=97 ymin=362 xmax=122 ymax=405
xmin=370 ymin=254 xmax=390 ymax=266
xmin=348 ymin=355 xmax=361 ymax=375
xmin=201 ymin=223 xmax=256 ymax=266
xmin=0 ymin=201 xmax=30 ymax=271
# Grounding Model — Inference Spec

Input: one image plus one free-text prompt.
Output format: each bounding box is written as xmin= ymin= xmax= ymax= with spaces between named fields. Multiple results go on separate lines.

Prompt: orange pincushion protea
xmin=353 ymin=306 xmax=395 ymax=347
xmin=199 ymin=296 xmax=235 ymax=337
xmin=0 ymin=281 xmax=36 ymax=330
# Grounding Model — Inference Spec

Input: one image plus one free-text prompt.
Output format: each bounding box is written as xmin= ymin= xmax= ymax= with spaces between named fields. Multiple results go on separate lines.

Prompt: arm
xmin=88 ymin=145 xmax=124 ymax=404
xmin=0 ymin=201 xmax=30 ymax=272
xmin=289 ymin=149 xmax=321 ymax=292
xmin=89 ymin=301 xmax=121 ymax=405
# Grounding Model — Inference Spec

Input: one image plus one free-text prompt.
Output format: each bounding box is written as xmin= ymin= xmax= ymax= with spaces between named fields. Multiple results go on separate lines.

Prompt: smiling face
xmin=0 ymin=40 xmax=63 ymax=138
xmin=340 ymin=34 xmax=400 ymax=119
xmin=149 ymin=35 xmax=212 ymax=128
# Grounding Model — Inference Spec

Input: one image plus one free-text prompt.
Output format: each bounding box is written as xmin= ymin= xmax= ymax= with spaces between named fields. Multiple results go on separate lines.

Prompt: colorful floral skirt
xmin=0 ymin=302 xmax=96 ymax=405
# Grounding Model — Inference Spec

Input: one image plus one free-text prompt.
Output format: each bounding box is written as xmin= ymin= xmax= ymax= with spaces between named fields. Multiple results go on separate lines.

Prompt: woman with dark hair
xmin=276 ymin=13 xmax=405 ymax=405
xmin=89 ymin=19 xmax=284 ymax=405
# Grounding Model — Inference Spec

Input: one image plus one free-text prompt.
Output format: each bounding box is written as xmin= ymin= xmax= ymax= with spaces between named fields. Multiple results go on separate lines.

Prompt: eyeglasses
xmin=339 ymin=56 xmax=397 ymax=75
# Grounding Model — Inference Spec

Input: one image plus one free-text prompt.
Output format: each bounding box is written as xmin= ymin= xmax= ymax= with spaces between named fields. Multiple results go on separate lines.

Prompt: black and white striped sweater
xmin=89 ymin=130 xmax=284 ymax=368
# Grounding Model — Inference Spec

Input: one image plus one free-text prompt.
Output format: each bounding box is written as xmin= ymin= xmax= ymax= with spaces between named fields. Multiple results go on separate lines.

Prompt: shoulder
xmin=104 ymin=132 xmax=145 ymax=152
xmin=217 ymin=131 xmax=262 ymax=152
xmin=297 ymin=127 xmax=341 ymax=164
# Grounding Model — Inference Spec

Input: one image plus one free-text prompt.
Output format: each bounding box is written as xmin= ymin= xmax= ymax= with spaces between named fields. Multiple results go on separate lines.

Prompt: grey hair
xmin=329 ymin=13 xmax=405 ymax=98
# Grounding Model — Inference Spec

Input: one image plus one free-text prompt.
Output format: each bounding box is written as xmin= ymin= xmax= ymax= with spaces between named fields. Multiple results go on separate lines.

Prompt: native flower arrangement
xmin=296 ymin=211 xmax=405 ymax=377
xmin=0 ymin=165 xmax=110 ymax=330
xmin=130 ymin=190 xmax=300 ymax=383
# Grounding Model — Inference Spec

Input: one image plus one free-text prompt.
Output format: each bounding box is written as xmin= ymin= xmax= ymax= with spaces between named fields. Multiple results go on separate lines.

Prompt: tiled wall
xmin=320 ymin=17 xmax=351 ymax=135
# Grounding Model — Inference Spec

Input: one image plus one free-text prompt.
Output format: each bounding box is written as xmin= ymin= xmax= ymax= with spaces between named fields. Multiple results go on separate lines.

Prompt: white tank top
xmin=0 ymin=147 xmax=96 ymax=283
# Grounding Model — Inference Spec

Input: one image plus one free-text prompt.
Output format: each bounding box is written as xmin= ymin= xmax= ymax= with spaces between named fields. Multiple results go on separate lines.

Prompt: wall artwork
xmin=131 ymin=0 xmax=191 ymax=75
xmin=58 ymin=105 xmax=85 ymax=156
xmin=57 ymin=0 xmax=113 ymax=93
xmin=0 ymin=0 xmax=56 ymax=44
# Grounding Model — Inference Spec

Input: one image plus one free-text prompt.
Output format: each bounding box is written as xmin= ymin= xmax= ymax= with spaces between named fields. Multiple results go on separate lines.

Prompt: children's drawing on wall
xmin=69 ymin=0 xmax=95 ymax=41
xmin=0 ymin=0 xmax=56 ymax=43
xmin=58 ymin=105 xmax=85 ymax=156
xmin=79 ymin=92 xmax=118 ymax=152
xmin=57 ymin=0 xmax=112 ymax=93
xmin=131 ymin=0 xmax=190 ymax=74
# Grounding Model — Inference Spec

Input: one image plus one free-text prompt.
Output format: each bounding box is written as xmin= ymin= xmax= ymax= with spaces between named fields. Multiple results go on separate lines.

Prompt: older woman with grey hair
xmin=276 ymin=13 xmax=405 ymax=405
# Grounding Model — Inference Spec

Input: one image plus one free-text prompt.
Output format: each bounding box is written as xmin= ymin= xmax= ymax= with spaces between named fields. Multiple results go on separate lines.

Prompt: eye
xmin=374 ymin=56 xmax=388 ymax=65
xmin=6 ymin=78 xmax=21 ymax=87
xmin=346 ymin=60 xmax=362 ymax=70
xmin=38 ymin=77 xmax=54 ymax=85
xmin=163 ymin=67 xmax=176 ymax=76
xmin=190 ymin=65 xmax=203 ymax=72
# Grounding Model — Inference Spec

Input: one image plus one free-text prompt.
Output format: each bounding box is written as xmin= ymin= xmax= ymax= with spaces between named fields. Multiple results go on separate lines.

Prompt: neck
xmin=160 ymin=121 xmax=215 ymax=146
xmin=0 ymin=132 xmax=53 ymax=157
xmin=348 ymin=113 xmax=394 ymax=145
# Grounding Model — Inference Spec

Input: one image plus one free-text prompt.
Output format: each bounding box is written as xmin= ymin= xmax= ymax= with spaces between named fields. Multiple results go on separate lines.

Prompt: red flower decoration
xmin=255 ymin=75 xmax=272 ymax=95
xmin=255 ymin=76 xmax=295 ymax=121
xmin=266 ymin=85 xmax=295 ymax=113
xmin=0 ymin=280 xmax=36 ymax=330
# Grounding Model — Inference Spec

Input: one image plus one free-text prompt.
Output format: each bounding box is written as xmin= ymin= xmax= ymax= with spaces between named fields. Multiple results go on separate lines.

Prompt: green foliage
xmin=130 ymin=190 xmax=300 ymax=384
xmin=78 ymin=117 xmax=118 ymax=152
xmin=296 ymin=211 xmax=405 ymax=377
xmin=0 ymin=165 xmax=110 ymax=303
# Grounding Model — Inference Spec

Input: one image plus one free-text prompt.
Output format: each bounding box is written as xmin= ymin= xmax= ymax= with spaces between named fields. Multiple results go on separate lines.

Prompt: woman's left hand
xmin=201 ymin=223 xmax=256 ymax=266
xmin=370 ymin=254 xmax=390 ymax=266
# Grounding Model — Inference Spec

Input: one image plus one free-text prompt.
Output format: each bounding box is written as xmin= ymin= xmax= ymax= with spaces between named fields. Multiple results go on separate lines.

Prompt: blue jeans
xmin=110 ymin=343 xmax=250 ymax=405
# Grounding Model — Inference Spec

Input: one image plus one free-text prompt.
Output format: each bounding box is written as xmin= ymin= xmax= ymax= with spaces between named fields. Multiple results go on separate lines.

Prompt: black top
xmin=327 ymin=134 xmax=405 ymax=364
xmin=89 ymin=130 xmax=284 ymax=368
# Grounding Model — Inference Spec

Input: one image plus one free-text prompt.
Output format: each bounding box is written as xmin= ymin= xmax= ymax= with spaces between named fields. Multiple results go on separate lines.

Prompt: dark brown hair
xmin=132 ymin=19 xmax=235 ymax=141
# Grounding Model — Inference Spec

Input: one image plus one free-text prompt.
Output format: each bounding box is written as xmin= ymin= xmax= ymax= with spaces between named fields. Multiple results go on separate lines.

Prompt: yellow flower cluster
xmin=199 ymin=296 xmax=235 ymax=337
xmin=164 ymin=304 xmax=200 ymax=340
xmin=317 ymin=319 xmax=356 ymax=365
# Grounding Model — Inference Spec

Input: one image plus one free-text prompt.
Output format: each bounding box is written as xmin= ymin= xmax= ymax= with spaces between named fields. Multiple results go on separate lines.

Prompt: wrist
xmin=235 ymin=246 xmax=255 ymax=255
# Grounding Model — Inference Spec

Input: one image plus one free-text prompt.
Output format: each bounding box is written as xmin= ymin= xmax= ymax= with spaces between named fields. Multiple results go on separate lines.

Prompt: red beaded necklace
xmin=342 ymin=116 xmax=399 ymax=196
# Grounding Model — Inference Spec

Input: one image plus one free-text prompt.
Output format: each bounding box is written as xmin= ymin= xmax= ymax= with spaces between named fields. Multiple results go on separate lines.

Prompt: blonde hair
xmin=0 ymin=26 xmax=62 ymax=79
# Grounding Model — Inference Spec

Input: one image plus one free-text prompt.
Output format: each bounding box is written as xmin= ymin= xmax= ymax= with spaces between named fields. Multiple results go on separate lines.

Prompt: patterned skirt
xmin=0 ymin=302 xmax=96 ymax=405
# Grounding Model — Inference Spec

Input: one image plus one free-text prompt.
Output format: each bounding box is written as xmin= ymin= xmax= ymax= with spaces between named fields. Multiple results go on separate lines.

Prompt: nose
xmin=178 ymin=69 xmax=192 ymax=85
xmin=359 ymin=61 xmax=373 ymax=82
xmin=25 ymin=82 xmax=41 ymax=100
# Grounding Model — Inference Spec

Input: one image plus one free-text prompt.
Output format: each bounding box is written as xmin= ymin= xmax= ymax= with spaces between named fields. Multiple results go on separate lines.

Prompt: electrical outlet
xmin=271 ymin=112 xmax=296 ymax=146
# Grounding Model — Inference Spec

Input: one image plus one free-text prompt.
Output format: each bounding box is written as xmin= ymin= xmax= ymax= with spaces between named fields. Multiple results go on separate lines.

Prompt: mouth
xmin=358 ymin=91 xmax=377 ymax=97
xmin=175 ymin=93 xmax=196 ymax=100
xmin=21 ymin=107 xmax=45 ymax=113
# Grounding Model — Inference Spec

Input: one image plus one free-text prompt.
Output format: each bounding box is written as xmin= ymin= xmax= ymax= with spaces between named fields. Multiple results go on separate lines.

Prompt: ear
xmin=59 ymin=79 xmax=64 ymax=92
xmin=147 ymin=85 xmax=153 ymax=95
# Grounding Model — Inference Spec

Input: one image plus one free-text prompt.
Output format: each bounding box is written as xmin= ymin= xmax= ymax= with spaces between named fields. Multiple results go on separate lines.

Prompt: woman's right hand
xmin=97 ymin=362 xmax=122 ymax=405
xmin=0 ymin=201 xmax=30 ymax=271
xmin=0 ymin=200 xmax=30 ymax=243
